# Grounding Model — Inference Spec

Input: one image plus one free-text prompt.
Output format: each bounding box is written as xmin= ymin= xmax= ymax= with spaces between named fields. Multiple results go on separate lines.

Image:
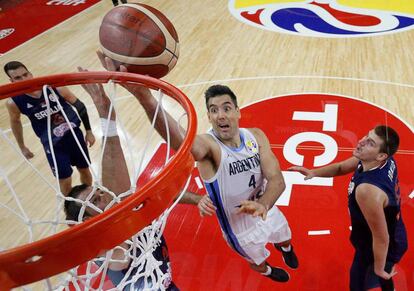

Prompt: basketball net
xmin=0 ymin=73 xmax=195 ymax=290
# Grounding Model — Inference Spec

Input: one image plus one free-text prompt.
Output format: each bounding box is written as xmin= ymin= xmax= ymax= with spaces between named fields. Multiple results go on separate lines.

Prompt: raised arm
xmin=6 ymin=99 xmax=34 ymax=159
xmin=288 ymin=156 xmax=359 ymax=179
xmin=96 ymin=51 xmax=211 ymax=162
xmin=58 ymin=86 xmax=95 ymax=147
xmin=78 ymin=68 xmax=129 ymax=195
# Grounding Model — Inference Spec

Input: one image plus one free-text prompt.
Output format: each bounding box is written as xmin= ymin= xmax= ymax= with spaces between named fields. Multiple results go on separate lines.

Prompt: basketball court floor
xmin=0 ymin=0 xmax=413 ymax=290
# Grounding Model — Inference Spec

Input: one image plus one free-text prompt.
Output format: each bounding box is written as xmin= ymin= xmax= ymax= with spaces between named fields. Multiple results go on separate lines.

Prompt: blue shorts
xmin=43 ymin=128 xmax=90 ymax=179
xmin=350 ymin=250 xmax=395 ymax=291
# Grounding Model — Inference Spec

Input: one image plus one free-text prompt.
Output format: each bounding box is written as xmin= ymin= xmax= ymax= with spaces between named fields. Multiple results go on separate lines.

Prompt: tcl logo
xmin=239 ymin=93 xmax=413 ymax=206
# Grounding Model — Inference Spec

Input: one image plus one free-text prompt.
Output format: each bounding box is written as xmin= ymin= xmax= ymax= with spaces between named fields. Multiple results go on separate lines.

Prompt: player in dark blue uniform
xmin=289 ymin=125 xmax=407 ymax=291
xmin=63 ymin=71 xmax=201 ymax=290
xmin=4 ymin=61 xmax=95 ymax=195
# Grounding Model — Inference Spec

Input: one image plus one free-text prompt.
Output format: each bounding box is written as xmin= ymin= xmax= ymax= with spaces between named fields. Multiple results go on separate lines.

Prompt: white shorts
xmin=227 ymin=207 xmax=292 ymax=265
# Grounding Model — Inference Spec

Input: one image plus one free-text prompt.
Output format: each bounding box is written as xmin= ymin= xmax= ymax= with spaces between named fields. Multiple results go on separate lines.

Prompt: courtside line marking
xmin=179 ymin=75 xmax=414 ymax=133
xmin=4 ymin=76 xmax=414 ymax=133
xmin=409 ymin=190 xmax=414 ymax=199
xmin=308 ymin=230 xmax=331 ymax=235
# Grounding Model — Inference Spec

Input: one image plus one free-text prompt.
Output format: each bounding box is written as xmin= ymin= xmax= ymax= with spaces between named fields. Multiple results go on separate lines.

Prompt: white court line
xmin=409 ymin=190 xmax=414 ymax=199
xmin=194 ymin=176 xmax=204 ymax=189
xmin=4 ymin=75 xmax=414 ymax=134
xmin=308 ymin=230 xmax=331 ymax=236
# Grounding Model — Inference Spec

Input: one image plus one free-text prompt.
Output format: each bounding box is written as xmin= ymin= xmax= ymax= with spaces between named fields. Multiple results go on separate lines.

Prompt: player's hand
xmin=197 ymin=195 xmax=216 ymax=217
xmin=20 ymin=146 xmax=34 ymax=159
xmin=236 ymin=200 xmax=267 ymax=220
xmin=77 ymin=66 xmax=115 ymax=119
xmin=77 ymin=66 xmax=106 ymax=97
xmin=97 ymin=50 xmax=117 ymax=72
xmin=287 ymin=166 xmax=315 ymax=180
xmin=374 ymin=265 xmax=397 ymax=280
xmin=96 ymin=50 xmax=153 ymax=102
xmin=85 ymin=130 xmax=96 ymax=147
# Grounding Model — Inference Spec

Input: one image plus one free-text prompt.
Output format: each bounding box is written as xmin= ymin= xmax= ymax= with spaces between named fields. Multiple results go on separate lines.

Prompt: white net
xmin=0 ymin=76 xmax=193 ymax=290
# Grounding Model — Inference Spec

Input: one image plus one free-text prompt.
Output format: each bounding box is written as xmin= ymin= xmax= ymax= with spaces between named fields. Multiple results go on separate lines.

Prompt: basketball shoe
xmin=264 ymin=264 xmax=290 ymax=282
xmin=275 ymin=245 xmax=299 ymax=269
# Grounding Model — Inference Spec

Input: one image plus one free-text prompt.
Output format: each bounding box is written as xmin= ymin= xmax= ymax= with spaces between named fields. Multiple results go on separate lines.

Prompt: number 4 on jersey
xmin=249 ymin=174 xmax=256 ymax=189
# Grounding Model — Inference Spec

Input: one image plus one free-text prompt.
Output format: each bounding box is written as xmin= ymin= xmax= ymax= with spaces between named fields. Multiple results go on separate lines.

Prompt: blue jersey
xmin=12 ymin=87 xmax=81 ymax=146
xmin=348 ymin=158 xmax=408 ymax=263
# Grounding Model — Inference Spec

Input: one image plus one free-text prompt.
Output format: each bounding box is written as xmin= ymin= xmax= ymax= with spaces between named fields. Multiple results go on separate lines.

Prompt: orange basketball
xmin=99 ymin=3 xmax=179 ymax=78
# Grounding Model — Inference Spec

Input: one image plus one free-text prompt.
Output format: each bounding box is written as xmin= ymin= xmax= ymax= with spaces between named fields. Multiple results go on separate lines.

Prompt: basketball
xmin=99 ymin=3 xmax=179 ymax=78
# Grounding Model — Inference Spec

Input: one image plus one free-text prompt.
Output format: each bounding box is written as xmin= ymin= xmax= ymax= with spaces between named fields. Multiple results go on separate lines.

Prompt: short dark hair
xmin=64 ymin=184 xmax=90 ymax=221
xmin=4 ymin=61 xmax=28 ymax=78
xmin=374 ymin=125 xmax=399 ymax=156
xmin=204 ymin=85 xmax=238 ymax=109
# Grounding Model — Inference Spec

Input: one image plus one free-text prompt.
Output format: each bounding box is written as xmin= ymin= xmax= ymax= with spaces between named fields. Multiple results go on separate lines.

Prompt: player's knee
xmin=59 ymin=178 xmax=73 ymax=196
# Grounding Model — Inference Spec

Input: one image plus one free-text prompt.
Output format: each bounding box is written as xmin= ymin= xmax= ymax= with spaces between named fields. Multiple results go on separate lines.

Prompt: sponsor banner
xmin=0 ymin=0 xmax=100 ymax=54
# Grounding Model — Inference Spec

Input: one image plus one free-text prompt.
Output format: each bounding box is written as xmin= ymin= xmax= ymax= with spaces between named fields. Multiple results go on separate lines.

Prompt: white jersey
xmin=203 ymin=128 xmax=265 ymax=245
xmin=203 ymin=128 xmax=292 ymax=265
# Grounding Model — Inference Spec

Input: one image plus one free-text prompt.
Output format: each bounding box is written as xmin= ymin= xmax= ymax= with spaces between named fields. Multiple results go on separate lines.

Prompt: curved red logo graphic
xmin=230 ymin=0 xmax=414 ymax=37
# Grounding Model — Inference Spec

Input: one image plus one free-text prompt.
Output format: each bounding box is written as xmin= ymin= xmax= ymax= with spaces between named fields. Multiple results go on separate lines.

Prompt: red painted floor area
xmin=163 ymin=94 xmax=414 ymax=290
xmin=165 ymin=198 xmax=412 ymax=291
xmin=0 ymin=0 xmax=100 ymax=54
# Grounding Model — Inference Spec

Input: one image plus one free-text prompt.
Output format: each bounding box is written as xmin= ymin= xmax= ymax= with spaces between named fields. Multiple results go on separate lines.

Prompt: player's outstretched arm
xmin=288 ymin=157 xmax=359 ymax=179
xmin=96 ymin=50 xmax=212 ymax=162
xmin=78 ymin=67 xmax=129 ymax=194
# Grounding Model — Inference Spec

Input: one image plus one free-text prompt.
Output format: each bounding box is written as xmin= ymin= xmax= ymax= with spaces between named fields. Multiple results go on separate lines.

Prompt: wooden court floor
xmin=0 ymin=0 xmax=413 ymax=290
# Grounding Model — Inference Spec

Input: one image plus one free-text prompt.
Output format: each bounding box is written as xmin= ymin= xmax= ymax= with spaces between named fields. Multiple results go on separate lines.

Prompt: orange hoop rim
xmin=0 ymin=71 xmax=197 ymax=289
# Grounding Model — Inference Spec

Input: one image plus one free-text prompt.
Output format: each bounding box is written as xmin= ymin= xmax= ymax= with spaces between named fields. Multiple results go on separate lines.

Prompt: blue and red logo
xmin=229 ymin=0 xmax=414 ymax=37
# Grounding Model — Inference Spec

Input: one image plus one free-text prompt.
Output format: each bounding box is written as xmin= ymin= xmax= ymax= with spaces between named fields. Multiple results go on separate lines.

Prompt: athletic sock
xmin=261 ymin=265 xmax=272 ymax=276
xmin=281 ymin=245 xmax=291 ymax=252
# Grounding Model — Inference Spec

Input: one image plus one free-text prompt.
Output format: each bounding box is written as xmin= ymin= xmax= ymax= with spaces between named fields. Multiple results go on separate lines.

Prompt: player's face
xmin=207 ymin=94 xmax=240 ymax=142
xmin=353 ymin=130 xmax=386 ymax=161
xmin=8 ymin=67 xmax=33 ymax=82
xmin=77 ymin=186 xmax=113 ymax=217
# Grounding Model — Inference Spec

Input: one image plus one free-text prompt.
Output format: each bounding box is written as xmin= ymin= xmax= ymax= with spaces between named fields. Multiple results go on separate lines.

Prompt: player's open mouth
xmin=218 ymin=126 xmax=230 ymax=132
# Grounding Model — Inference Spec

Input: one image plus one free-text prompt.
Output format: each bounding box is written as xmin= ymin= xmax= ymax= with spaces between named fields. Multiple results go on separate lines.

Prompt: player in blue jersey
xmin=63 ymin=73 xmax=201 ymax=290
xmin=289 ymin=125 xmax=408 ymax=291
xmin=96 ymin=53 xmax=299 ymax=283
xmin=4 ymin=61 xmax=95 ymax=195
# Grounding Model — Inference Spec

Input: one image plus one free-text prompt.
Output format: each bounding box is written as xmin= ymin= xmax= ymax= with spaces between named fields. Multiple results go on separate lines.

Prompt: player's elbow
xmin=373 ymin=231 xmax=389 ymax=246
xmin=278 ymin=179 xmax=286 ymax=193
xmin=271 ymin=175 xmax=285 ymax=193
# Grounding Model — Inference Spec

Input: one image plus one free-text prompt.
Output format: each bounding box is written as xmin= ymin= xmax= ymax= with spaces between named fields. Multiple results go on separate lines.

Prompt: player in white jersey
xmin=97 ymin=53 xmax=298 ymax=283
